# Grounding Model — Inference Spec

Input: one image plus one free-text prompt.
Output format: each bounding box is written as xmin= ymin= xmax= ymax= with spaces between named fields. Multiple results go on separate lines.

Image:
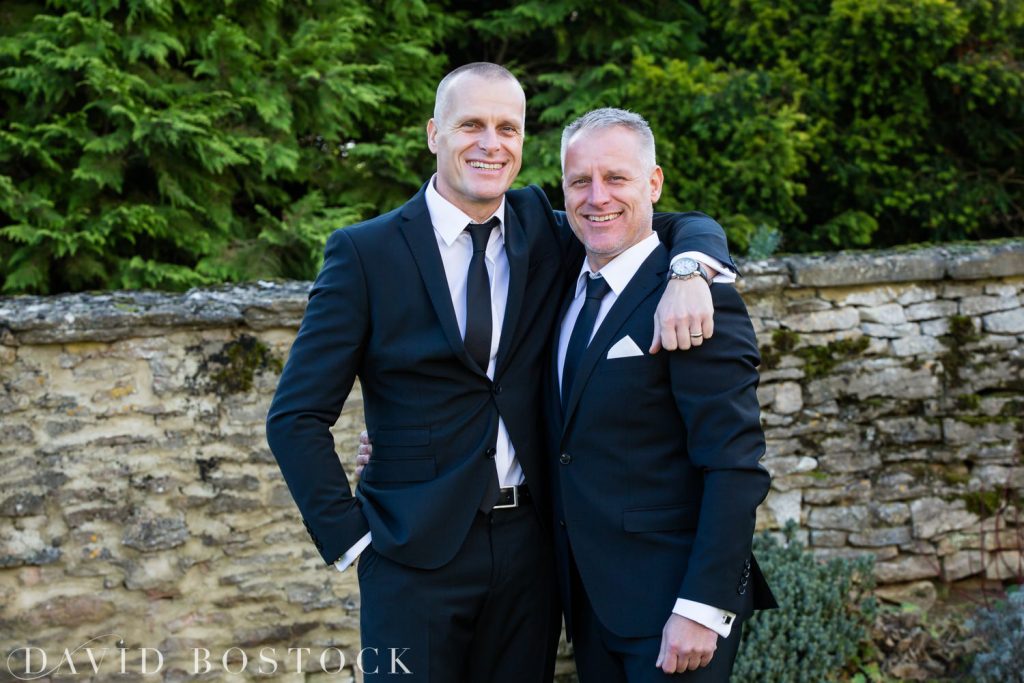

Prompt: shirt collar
xmin=425 ymin=174 xmax=506 ymax=247
xmin=575 ymin=232 xmax=660 ymax=297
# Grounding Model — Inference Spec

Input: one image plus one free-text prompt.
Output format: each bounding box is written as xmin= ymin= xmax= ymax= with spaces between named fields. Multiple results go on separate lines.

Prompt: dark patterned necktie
xmin=561 ymin=275 xmax=611 ymax=412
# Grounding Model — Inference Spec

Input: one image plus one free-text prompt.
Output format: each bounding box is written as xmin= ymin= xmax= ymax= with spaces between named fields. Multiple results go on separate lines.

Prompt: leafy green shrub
xmin=967 ymin=588 xmax=1024 ymax=682
xmin=733 ymin=524 xmax=878 ymax=682
xmin=0 ymin=0 xmax=446 ymax=293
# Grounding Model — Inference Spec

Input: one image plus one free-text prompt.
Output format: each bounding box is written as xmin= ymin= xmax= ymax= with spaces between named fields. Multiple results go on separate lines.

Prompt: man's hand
xmin=354 ymin=430 xmax=371 ymax=478
xmin=651 ymin=275 xmax=715 ymax=353
xmin=655 ymin=614 xmax=718 ymax=674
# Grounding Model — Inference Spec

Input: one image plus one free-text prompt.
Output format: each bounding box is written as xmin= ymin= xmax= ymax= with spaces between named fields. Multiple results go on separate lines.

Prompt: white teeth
xmin=469 ymin=161 xmax=503 ymax=170
xmin=586 ymin=213 xmax=621 ymax=222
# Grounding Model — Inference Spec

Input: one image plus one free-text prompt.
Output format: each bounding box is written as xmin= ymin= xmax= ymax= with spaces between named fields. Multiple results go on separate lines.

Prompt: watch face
xmin=672 ymin=258 xmax=699 ymax=276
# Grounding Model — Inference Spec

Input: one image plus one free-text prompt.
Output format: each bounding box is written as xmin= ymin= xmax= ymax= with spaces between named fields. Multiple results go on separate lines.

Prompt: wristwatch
xmin=667 ymin=257 xmax=711 ymax=286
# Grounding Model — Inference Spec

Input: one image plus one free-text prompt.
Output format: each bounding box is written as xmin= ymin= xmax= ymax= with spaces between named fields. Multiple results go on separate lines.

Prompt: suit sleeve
xmin=669 ymin=284 xmax=770 ymax=612
xmin=265 ymin=228 xmax=371 ymax=565
xmin=652 ymin=211 xmax=736 ymax=272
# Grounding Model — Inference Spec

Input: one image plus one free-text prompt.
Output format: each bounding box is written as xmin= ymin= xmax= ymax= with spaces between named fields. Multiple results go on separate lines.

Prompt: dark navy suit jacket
xmin=546 ymin=243 xmax=776 ymax=639
xmin=266 ymin=182 xmax=735 ymax=571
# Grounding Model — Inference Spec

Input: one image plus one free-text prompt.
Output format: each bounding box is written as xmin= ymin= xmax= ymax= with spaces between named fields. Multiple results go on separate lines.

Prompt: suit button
xmin=559 ymin=520 xmax=566 ymax=528
xmin=485 ymin=447 xmax=496 ymax=458
xmin=492 ymin=383 xmax=502 ymax=395
xmin=559 ymin=453 xmax=572 ymax=465
xmin=737 ymin=585 xmax=747 ymax=595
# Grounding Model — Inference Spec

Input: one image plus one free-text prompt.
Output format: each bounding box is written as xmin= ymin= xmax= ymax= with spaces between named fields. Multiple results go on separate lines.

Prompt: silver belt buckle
xmin=493 ymin=485 xmax=518 ymax=509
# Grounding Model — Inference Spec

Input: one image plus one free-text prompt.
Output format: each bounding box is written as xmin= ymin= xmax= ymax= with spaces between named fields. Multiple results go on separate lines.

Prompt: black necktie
xmin=464 ymin=218 xmax=498 ymax=373
xmin=561 ymin=275 xmax=611 ymax=412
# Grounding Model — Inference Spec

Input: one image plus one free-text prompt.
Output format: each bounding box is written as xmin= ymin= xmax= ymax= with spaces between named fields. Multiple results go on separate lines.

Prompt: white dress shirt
xmin=557 ymin=232 xmax=738 ymax=638
xmin=335 ymin=176 xmax=523 ymax=572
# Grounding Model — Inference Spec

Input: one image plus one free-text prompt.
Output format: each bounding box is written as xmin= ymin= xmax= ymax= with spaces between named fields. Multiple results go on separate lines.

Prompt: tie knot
xmin=465 ymin=217 xmax=499 ymax=252
xmin=585 ymin=275 xmax=610 ymax=301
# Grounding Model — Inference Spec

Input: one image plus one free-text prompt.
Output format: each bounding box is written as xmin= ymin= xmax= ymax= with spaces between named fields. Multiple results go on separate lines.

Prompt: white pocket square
xmin=607 ymin=335 xmax=644 ymax=359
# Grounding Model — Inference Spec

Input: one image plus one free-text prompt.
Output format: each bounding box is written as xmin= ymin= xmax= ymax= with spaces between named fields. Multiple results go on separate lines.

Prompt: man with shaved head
xmin=267 ymin=64 xmax=736 ymax=682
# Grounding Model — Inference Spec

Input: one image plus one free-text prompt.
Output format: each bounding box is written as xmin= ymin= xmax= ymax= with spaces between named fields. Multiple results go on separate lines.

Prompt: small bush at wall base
xmin=967 ymin=587 xmax=1024 ymax=683
xmin=733 ymin=523 xmax=878 ymax=682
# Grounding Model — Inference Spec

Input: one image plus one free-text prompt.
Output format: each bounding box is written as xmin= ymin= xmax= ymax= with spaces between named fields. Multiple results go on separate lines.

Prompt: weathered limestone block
xmin=762 ymin=456 xmax=817 ymax=478
xmin=982 ymin=307 xmax=1024 ymax=334
xmin=801 ymin=477 xmax=873 ymax=505
xmin=859 ymin=304 xmax=907 ymax=325
xmin=860 ymin=323 xmax=925 ymax=339
xmin=874 ymin=554 xmax=941 ymax=583
xmin=843 ymin=365 xmax=940 ymax=401
xmin=873 ymin=503 xmax=912 ymax=526
xmin=790 ymin=250 xmax=945 ymax=287
xmin=904 ymin=300 xmax=958 ymax=321
xmin=891 ymin=336 xmax=945 ymax=357
xmin=896 ymin=286 xmax=939 ymax=305
xmin=772 ymin=382 xmax=803 ymax=414
xmin=910 ymin=498 xmax=979 ymax=539
xmin=807 ymin=505 xmax=870 ymax=531
xmin=849 ymin=527 xmax=913 ymax=547
xmin=761 ymin=489 xmax=802 ymax=527
xmin=818 ymin=451 xmax=882 ymax=474
xmin=946 ymin=241 xmax=1024 ymax=280
xmin=815 ymin=546 xmax=898 ymax=562
xmin=942 ymin=551 xmax=987 ymax=581
xmin=811 ymin=530 xmax=848 ymax=547
xmin=960 ymin=295 xmax=1020 ymax=316
xmin=985 ymin=551 xmax=1024 ymax=580
xmin=122 ymin=515 xmax=190 ymax=552
xmin=782 ymin=307 xmax=860 ymax=333
xmin=875 ymin=417 xmax=942 ymax=445
xmin=943 ymin=418 xmax=1019 ymax=445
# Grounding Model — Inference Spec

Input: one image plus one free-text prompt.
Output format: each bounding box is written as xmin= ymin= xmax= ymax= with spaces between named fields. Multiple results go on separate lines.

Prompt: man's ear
xmin=426 ymin=119 xmax=438 ymax=154
xmin=649 ymin=165 xmax=664 ymax=204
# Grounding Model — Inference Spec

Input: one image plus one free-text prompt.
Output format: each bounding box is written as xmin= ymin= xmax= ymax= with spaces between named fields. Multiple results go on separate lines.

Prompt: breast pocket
xmin=363 ymin=426 xmax=436 ymax=483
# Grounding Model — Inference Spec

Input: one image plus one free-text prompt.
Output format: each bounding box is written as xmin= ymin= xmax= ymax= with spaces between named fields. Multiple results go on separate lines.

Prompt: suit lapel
xmin=562 ymin=247 xmax=668 ymax=427
xmin=398 ymin=186 xmax=481 ymax=375
xmin=495 ymin=201 xmax=528 ymax=374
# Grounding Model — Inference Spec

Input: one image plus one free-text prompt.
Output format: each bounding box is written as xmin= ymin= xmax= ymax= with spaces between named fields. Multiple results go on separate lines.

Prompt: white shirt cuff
xmin=673 ymin=598 xmax=737 ymax=638
xmin=673 ymin=251 xmax=737 ymax=283
xmin=334 ymin=532 xmax=372 ymax=572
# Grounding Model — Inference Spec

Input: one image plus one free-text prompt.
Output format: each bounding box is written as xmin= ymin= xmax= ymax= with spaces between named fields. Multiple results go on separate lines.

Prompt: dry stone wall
xmin=1 ymin=240 xmax=1022 ymax=680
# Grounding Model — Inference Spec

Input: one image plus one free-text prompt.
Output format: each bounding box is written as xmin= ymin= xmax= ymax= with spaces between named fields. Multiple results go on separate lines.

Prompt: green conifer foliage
xmin=0 ymin=0 xmax=446 ymax=293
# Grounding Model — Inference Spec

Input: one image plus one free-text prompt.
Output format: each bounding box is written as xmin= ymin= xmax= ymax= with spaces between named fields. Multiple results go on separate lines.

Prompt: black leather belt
xmin=493 ymin=484 xmax=531 ymax=509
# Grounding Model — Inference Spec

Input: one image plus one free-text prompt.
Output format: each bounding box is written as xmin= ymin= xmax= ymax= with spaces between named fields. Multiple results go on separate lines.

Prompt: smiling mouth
xmin=468 ymin=161 xmax=505 ymax=170
xmin=585 ymin=212 xmax=623 ymax=223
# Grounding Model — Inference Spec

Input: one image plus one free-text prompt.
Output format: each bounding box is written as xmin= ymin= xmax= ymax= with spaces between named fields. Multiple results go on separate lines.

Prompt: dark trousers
xmin=570 ymin=557 xmax=743 ymax=683
xmin=357 ymin=503 xmax=560 ymax=682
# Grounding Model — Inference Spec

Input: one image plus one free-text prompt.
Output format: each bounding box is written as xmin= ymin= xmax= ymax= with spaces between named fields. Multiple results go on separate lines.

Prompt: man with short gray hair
xmin=548 ymin=107 xmax=776 ymax=682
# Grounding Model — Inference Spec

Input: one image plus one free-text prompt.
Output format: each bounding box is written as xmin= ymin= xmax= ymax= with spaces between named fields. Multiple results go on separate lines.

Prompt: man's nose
xmin=588 ymin=178 xmax=611 ymax=206
xmin=478 ymin=126 xmax=500 ymax=153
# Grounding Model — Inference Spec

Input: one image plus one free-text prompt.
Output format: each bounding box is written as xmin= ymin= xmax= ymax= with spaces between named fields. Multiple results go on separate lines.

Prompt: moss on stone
xmin=209 ymin=335 xmax=283 ymax=394
xmin=940 ymin=315 xmax=981 ymax=383
xmin=796 ymin=336 xmax=870 ymax=379
xmin=962 ymin=490 xmax=1004 ymax=517
xmin=939 ymin=465 xmax=971 ymax=486
xmin=759 ymin=329 xmax=801 ymax=370
xmin=956 ymin=394 xmax=982 ymax=411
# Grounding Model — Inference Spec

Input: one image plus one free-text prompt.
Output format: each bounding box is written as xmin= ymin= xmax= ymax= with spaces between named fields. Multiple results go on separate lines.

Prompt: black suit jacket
xmin=546 ymin=243 xmax=775 ymax=639
xmin=266 ymin=182 xmax=735 ymax=570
